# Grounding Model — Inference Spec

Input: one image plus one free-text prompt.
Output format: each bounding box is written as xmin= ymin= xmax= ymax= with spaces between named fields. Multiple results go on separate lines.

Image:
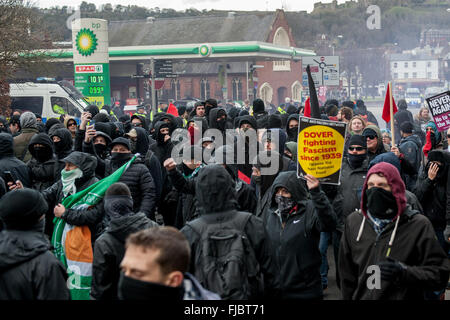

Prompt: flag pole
xmin=389 ymin=82 xmax=395 ymax=147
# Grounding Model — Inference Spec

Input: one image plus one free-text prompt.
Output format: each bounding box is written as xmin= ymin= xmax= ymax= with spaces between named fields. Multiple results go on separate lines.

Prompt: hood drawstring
xmin=356 ymin=214 xmax=366 ymax=242
xmin=386 ymin=216 xmax=400 ymax=257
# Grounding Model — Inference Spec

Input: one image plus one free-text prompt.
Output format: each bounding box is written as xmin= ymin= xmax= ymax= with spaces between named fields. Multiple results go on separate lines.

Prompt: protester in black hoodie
xmin=261 ymin=171 xmax=337 ymax=299
xmin=27 ymin=133 xmax=60 ymax=192
xmin=286 ymin=114 xmax=300 ymax=142
xmin=339 ymin=162 xmax=450 ymax=300
xmin=0 ymin=188 xmax=70 ymax=300
xmin=252 ymin=98 xmax=269 ymax=129
xmin=91 ymin=183 xmax=158 ymax=300
xmin=181 ymin=165 xmax=279 ymax=299
xmin=51 ymin=127 xmax=73 ymax=160
xmin=0 ymin=133 xmax=31 ymax=188
xmin=354 ymin=100 xmax=378 ymax=126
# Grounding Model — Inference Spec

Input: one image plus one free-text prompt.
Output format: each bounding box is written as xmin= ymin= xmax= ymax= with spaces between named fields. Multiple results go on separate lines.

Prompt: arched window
xmin=170 ymin=79 xmax=180 ymax=100
xmin=259 ymin=82 xmax=273 ymax=105
xmin=273 ymin=27 xmax=291 ymax=71
xmin=200 ymin=79 xmax=210 ymax=100
xmin=291 ymin=81 xmax=302 ymax=102
xmin=232 ymin=78 xmax=242 ymax=101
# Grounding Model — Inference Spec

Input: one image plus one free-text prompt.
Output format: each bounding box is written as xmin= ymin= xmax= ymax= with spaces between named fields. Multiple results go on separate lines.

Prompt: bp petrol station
xmin=61 ymin=18 xmax=316 ymax=114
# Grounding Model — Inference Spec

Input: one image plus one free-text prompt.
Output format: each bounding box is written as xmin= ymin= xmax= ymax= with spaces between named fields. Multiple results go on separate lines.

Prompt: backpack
xmin=187 ymin=211 xmax=262 ymax=300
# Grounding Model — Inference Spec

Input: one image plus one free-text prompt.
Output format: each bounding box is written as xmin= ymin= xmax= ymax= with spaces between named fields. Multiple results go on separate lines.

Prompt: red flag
xmin=303 ymin=97 xmax=311 ymax=118
xmin=238 ymin=170 xmax=251 ymax=185
xmin=382 ymin=83 xmax=397 ymax=123
xmin=167 ymin=102 xmax=179 ymax=117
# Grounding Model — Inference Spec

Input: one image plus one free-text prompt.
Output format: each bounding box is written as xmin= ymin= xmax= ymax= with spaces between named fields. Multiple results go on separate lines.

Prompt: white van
xmin=9 ymin=80 xmax=88 ymax=122
xmin=405 ymin=88 xmax=422 ymax=107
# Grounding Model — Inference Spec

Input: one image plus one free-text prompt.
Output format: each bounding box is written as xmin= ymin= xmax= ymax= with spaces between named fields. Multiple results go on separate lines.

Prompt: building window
xmin=272 ymin=27 xmax=291 ymax=71
xmin=404 ymin=62 xmax=408 ymax=68
xmin=412 ymin=62 xmax=416 ymax=68
xmin=200 ymin=79 xmax=210 ymax=100
xmin=404 ymin=73 xmax=408 ymax=79
xmin=259 ymin=82 xmax=273 ymax=104
xmin=427 ymin=61 xmax=432 ymax=68
xmin=427 ymin=72 xmax=432 ymax=78
xmin=170 ymin=79 xmax=180 ymax=100
xmin=128 ymin=86 xmax=137 ymax=99
xmin=413 ymin=72 xmax=417 ymax=78
xmin=291 ymin=81 xmax=302 ymax=102
xmin=231 ymin=78 xmax=242 ymax=101
xmin=393 ymin=62 xmax=397 ymax=68
xmin=394 ymin=73 xmax=398 ymax=79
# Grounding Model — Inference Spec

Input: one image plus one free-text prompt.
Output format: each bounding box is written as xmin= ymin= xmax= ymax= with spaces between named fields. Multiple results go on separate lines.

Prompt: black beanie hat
xmin=286 ymin=105 xmax=298 ymax=115
xmin=348 ymin=134 xmax=367 ymax=149
xmin=0 ymin=188 xmax=48 ymax=230
xmin=268 ymin=114 xmax=282 ymax=129
xmin=252 ymin=99 xmax=265 ymax=113
xmin=400 ymin=121 xmax=414 ymax=134
xmin=92 ymin=112 xmax=110 ymax=123
xmin=362 ymin=128 xmax=377 ymax=138
xmin=86 ymin=105 xmax=100 ymax=117
xmin=178 ymin=105 xmax=187 ymax=116
xmin=109 ymin=137 xmax=131 ymax=151
xmin=326 ymin=104 xmax=338 ymax=116
xmin=45 ymin=118 xmax=60 ymax=133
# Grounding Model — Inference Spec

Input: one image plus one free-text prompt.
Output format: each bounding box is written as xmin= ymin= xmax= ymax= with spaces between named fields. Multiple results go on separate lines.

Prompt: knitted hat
xmin=400 ymin=121 xmax=414 ymax=134
xmin=348 ymin=134 xmax=367 ymax=148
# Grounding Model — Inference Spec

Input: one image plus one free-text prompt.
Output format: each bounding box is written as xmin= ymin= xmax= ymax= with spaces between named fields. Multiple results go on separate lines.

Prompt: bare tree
xmin=0 ymin=0 xmax=55 ymax=115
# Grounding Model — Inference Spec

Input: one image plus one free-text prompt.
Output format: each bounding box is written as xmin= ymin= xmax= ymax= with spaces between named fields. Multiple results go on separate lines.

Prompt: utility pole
xmin=151 ymin=58 xmax=156 ymax=116
xmin=246 ymin=61 xmax=249 ymax=101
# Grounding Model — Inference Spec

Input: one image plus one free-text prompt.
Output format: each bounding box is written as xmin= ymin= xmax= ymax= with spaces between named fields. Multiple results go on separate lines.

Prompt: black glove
xmin=377 ymin=257 xmax=407 ymax=283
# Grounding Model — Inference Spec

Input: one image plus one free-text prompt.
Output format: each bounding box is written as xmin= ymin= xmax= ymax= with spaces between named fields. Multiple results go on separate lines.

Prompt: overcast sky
xmin=35 ymin=0 xmax=346 ymax=13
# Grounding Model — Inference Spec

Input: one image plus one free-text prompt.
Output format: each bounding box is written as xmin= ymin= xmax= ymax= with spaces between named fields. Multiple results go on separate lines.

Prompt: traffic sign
xmin=302 ymin=56 xmax=339 ymax=87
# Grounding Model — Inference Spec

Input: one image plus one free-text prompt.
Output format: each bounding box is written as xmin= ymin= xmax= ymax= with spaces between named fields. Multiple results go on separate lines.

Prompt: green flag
xmin=51 ymin=155 xmax=137 ymax=300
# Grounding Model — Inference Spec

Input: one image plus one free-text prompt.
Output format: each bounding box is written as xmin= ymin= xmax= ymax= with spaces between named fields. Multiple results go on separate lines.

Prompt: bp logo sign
xmin=76 ymin=28 xmax=98 ymax=56
xmin=199 ymin=44 xmax=211 ymax=57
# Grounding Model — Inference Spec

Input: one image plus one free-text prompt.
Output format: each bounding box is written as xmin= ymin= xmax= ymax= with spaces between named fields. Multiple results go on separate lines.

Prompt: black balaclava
xmin=274 ymin=194 xmax=296 ymax=223
xmin=118 ymin=272 xmax=184 ymax=300
xmin=104 ymin=195 xmax=134 ymax=220
xmin=33 ymin=145 xmax=53 ymax=163
xmin=94 ymin=143 xmax=108 ymax=158
xmin=366 ymin=187 xmax=397 ymax=220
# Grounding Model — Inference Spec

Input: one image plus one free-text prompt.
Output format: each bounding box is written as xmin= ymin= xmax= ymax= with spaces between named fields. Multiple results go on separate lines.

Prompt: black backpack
xmin=187 ymin=211 xmax=262 ymax=300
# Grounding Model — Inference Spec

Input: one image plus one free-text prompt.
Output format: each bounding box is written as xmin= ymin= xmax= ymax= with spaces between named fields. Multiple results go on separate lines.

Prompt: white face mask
xmin=61 ymin=168 xmax=83 ymax=197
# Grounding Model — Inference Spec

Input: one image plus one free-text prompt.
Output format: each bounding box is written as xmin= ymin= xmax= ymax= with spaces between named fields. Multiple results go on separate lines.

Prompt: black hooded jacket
xmin=208 ymin=108 xmax=232 ymax=133
xmin=27 ymin=133 xmax=60 ymax=192
xmin=41 ymin=152 xmax=103 ymax=240
xmin=91 ymin=212 xmax=158 ymax=300
xmin=415 ymin=150 xmax=450 ymax=231
xmin=285 ymin=114 xmax=300 ymax=142
xmin=150 ymin=121 xmax=174 ymax=165
xmin=180 ymin=165 xmax=279 ymax=298
xmin=0 ymin=228 xmax=71 ymax=300
xmin=0 ymin=133 xmax=31 ymax=188
xmin=51 ymin=128 xmax=73 ymax=160
xmin=104 ymin=153 xmax=156 ymax=219
xmin=261 ymin=172 xmax=337 ymax=299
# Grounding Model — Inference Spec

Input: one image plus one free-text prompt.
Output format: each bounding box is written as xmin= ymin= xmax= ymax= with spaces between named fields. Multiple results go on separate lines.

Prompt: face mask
xmin=94 ymin=143 xmax=107 ymax=156
xmin=118 ymin=272 xmax=184 ymax=300
xmin=241 ymin=127 xmax=249 ymax=133
xmin=288 ymin=127 xmax=298 ymax=139
xmin=54 ymin=140 xmax=65 ymax=153
xmin=33 ymin=146 xmax=52 ymax=163
xmin=104 ymin=195 xmax=134 ymax=220
xmin=366 ymin=187 xmax=397 ymax=220
xmin=111 ymin=152 xmax=132 ymax=166
xmin=347 ymin=153 xmax=366 ymax=169
xmin=130 ymin=140 xmax=137 ymax=153
xmin=61 ymin=167 xmax=83 ymax=197
xmin=275 ymin=194 xmax=296 ymax=223
xmin=217 ymin=118 xmax=226 ymax=131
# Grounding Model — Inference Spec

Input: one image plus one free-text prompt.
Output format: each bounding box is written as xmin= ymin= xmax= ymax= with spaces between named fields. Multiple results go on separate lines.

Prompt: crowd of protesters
xmin=0 ymin=96 xmax=449 ymax=301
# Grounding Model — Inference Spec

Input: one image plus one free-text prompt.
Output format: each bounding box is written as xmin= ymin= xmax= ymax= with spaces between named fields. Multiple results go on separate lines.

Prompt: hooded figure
xmin=213 ymin=145 xmax=257 ymax=214
xmin=261 ymin=171 xmax=336 ymax=299
xmin=27 ymin=133 xmax=60 ymax=191
xmin=0 ymin=133 xmax=31 ymax=188
xmin=91 ymin=183 xmax=158 ymax=300
xmin=51 ymin=128 xmax=73 ymax=160
xmin=286 ymin=114 xmax=300 ymax=142
xmin=41 ymin=151 xmax=102 ymax=240
xmin=180 ymin=165 xmax=279 ymax=299
xmin=45 ymin=118 xmax=60 ymax=134
xmin=252 ymin=98 xmax=269 ymax=129
xmin=415 ymin=150 xmax=450 ymax=251
xmin=354 ymin=100 xmax=378 ymax=126
xmin=13 ymin=112 xmax=39 ymax=162
xmin=0 ymin=188 xmax=71 ymax=300
xmin=208 ymin=108 xmax=231 ymax=133
xmin=339 ymin=162 xmax=450 ymax=300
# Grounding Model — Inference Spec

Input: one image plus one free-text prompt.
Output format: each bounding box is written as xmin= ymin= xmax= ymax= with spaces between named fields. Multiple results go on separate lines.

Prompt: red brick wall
xmin=255 ymin=9 xmax=303 ymax=107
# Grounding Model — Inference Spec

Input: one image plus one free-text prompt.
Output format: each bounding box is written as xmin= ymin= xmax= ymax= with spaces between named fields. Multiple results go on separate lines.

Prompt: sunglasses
xmin=68 ymin=122 xmax=77 ymax=127
xmin=447 ymin=134 xmax=450 ymax=138
xmin=348 ymin=146 xmax=365 ymax=151
xmin=365 ymin=135 xmax=377 ymax=140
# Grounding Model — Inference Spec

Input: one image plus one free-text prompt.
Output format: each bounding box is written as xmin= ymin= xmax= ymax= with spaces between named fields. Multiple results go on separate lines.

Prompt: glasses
xmin=447 ymin=134 xmax=450 ymax=138
xmin=68 ymin=123 xmax=77 ymax=127
xmin=348 ymin=146 xmax=365 ymax=151
xmin=365 ymin=135 xmax=377 ymax=140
